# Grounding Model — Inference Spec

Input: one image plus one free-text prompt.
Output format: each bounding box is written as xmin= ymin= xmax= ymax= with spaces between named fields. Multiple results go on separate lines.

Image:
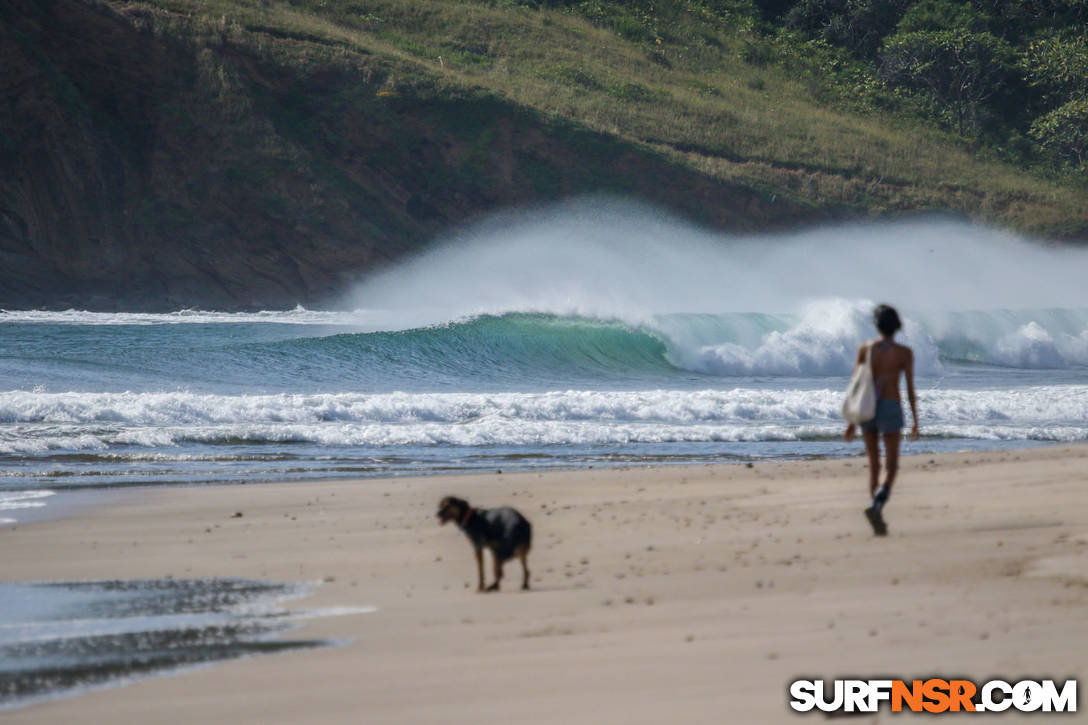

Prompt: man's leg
xmin=863 ymin=429 xmax=880 ymax=497
xmin=872 ymin=432 xmax=901 ymax=513
xmin=863 ymin=428 xmax=888 ymax=536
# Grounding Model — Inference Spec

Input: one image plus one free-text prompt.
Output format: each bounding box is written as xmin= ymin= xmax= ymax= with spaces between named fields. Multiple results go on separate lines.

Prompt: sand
xmin=3 ymin=445 xmax=1087 ymax=723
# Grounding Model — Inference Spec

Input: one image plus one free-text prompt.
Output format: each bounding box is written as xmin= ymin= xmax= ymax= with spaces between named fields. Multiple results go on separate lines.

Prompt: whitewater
xmin=2 ymin=201 xmax=1086 ymax=514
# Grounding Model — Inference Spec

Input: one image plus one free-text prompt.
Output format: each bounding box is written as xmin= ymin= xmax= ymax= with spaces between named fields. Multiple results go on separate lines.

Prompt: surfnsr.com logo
xmin=789 ymin=679 xmax=1077 ymax=713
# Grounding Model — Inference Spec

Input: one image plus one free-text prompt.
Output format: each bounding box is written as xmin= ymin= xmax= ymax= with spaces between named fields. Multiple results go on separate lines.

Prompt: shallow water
xmin=0 ymin=578 xmax=333 ymax=710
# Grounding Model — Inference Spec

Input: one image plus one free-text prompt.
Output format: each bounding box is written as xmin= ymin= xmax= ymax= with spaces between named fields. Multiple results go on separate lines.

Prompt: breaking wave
xmin=2 ymin=385 xmax=1086 ymax=455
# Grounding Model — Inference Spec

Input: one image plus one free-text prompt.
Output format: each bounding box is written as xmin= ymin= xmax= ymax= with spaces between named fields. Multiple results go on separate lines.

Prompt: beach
xmin=3 ymin=444 xmax=1086 ymax=722
xmin=5 ymin=2 xmax=1088 ymax=719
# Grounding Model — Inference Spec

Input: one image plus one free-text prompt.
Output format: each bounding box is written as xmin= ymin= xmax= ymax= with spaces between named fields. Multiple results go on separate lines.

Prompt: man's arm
xmin=904 ymin=347 xmax=919 ymax=441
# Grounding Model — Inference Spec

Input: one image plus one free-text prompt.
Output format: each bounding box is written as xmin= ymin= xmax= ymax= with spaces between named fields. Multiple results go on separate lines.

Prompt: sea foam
xmin=2 ymin=386 xmax=1085 ymax=454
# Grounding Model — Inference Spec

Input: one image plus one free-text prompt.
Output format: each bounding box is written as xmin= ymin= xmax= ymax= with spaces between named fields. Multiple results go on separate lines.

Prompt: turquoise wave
xmin=1 ymin=312 xmax=687 ymax=392
xmin=262 ymin=313 xmax=680 ymax=385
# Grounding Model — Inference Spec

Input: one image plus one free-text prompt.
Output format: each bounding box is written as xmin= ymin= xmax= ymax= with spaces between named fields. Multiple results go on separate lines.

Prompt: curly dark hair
xmin=874 ymin=304 xmax=902 ymax=337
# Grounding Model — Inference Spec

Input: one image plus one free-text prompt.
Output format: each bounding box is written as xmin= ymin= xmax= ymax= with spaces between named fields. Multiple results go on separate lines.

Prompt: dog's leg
xmin=517 ymin=545 xmax=530 ymax=590
xmin=474 ymin=546 xmax=485 ymax=593
xmin=486 ymin=551 xmax=502 ymax=591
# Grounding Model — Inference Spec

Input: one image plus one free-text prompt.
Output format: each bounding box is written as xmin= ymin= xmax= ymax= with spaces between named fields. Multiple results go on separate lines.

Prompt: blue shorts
xmin=861 ymin=399 xmax=904 ymax=434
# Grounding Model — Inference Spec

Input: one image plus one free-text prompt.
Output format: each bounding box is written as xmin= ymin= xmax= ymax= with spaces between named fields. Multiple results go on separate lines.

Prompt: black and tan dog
xmin=437 ymin=496 xmax=532 ymax=592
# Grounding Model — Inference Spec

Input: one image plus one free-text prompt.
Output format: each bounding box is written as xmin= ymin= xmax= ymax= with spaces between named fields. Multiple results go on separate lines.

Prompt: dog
xmin=437 ymin=495 xmax=532 ymax=592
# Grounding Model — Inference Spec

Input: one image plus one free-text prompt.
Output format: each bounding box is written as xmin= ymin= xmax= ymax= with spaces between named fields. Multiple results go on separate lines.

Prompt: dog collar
xmin=459 ymin=507 xmax=474 ymax=525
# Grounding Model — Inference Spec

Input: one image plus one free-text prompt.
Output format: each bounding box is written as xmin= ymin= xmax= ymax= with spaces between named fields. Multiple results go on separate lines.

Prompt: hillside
xmin=2 ymin=0 xmax=1085 ymax=310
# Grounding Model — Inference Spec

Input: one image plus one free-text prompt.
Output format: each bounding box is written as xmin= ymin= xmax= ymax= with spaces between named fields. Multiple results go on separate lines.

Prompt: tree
xmin=750 ymin=0 xmax=796 ymax=20
xmin=1020 ymin=32 xmax=1088 ymax=103
xmin=785 ymin=0 xmax=911 ymax=59
xmin=971 ymin=0 xmax=1088 ymax=36
xmin=879 ymin=29 xmax=1014 ymax=136
xmin=895 ymin=0 xmax=991 ymax=35
xmin=1030 ymin=97 xmax=1088 ymax=166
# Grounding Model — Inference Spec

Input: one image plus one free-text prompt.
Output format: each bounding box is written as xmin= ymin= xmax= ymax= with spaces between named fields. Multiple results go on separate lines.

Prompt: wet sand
xmin=3 ymin=445 xmax=1087 ymax=723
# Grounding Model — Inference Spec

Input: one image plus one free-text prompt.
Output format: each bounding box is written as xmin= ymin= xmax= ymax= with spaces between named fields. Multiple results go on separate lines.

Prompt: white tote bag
xmin=841 ymin=341 xmax=876 ymax=424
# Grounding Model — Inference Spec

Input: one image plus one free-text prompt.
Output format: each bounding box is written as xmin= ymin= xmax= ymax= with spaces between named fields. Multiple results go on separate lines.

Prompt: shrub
xmin=1030 ymin=97 xmax=1088 ymax=167
xmin=880 ymin=29 xmax=1014 ymax=136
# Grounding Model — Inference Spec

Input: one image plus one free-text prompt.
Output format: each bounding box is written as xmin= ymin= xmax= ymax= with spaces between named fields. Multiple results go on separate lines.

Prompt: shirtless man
xmin=844 ymin=304 xmax=919 ymax=536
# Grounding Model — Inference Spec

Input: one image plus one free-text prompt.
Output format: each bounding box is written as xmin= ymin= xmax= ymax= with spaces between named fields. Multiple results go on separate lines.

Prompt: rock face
xmin=0 ymin=0 xmax=818 ymax=311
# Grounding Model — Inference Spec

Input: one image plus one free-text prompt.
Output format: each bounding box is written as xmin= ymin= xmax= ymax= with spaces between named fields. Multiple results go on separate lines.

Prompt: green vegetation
xmin=111 ymin=0 xmax=1088 ymax=237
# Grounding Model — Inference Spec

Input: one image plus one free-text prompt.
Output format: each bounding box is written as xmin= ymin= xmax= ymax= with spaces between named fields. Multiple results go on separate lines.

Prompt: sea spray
xmin=655 ymin=299 xmax=943 ymax=376
xmin=342 ymin=199 xmax=1088 ymax=325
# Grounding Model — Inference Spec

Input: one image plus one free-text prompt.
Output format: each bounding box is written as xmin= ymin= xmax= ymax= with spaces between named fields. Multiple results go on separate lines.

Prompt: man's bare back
xmin=862 ymin=338 xmax=913 ymax=401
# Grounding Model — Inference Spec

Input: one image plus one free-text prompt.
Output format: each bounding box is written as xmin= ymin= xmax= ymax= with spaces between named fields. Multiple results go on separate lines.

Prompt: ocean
xmin=2 ymin=206 xmax=1087 ymax=521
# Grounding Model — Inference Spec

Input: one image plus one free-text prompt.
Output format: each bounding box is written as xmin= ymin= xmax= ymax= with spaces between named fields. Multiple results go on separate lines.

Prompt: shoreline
xmin=0 ymin=437 xmax=1067 ymax=530
xmin=0 ymin=487 xmax=141 ymax=530
xmin=3 ymin=444 xmax=1087 ymax=722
